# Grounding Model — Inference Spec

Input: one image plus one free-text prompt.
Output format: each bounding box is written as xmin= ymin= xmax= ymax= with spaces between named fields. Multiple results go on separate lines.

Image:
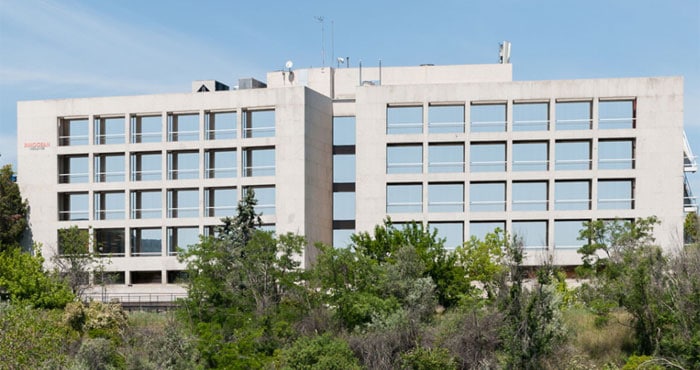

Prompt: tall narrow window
xmin=333 ymin=116 xmax=356 ymax=145
xmin=168 ymin=151 xmax=199 ymax=180
xmin=470 ymin=143 xmax=506 ymax=172
xmin=244 ymin=147 xmax=275 ymax=177
xmin=94 ymin=116 xmax=125 ymax=145
xmin=471 ymin=103 xmax=506 ymax=132
xmin=428 ymin=183 xmax=464 ymax=212
xmin=598 ymin=140 xmax=634 ymax=170
xmin=130 ymin=190 xmax=162 ymax=219
xmin=556 ymin=101 xmax=591 ymax=130
xmin=512 ymin=142 xmax=548 ymax=171
xmin=333 ymin=229 xmax=355 ymax=248
xmin=428 ymin=105 xmax=464 ymax=133
xmin=428 ymin=222 xmax=464 ymax=249
xmin=131 ymin=152 xmax=161 ymax=181
xmin=387 ymin=106 xmax=422 ymax=134
xmin=555 ymin=141 xmax=591 ymax=170
xmin=94 ymin=191 xmax=125 ymax=220
xmin=168 ymin=113 xmax=199 ymax=142
xmin=206 ymin=187 xmax=238 ymax=217
xmin=244 ymin=110 xmax=275 ymax=138
xmin=131 ymin=115 xmax=162 ymax=143
xmin=428 ymin=144 xmax=464 ymax=173
xmin=470 ymin=182 xmax=506 ymax=212
xmin=333 ymin=192 xmax=356 ymax=220
xmin=334 ymin=154 xmax=356 ymax=183
xmin=167 ymin=189 xmax=199 ymax=218
xmin=58 ymin=118 xmax=89 ymax=146
xmin=512 ymin=221 xmax=547 ymax=249
xmin=206 ymin=111 xmax=237 ymax=140
xmin=130 ymin=228 xmax=162 ymax=256
xmin=512 ymin=181 xmax=548 ymax=211
xmin=598 ymin=180 xmax=634 ymax=210
xmin=58 ymin=192 xmax=89 ymax=221
xmin=387 ymin=144 xmax=422 ymax=174
xmin=386 ymin=184 xmax=422 ymax=213
xmin=555 ymin=180 xmax=591 ymax=210
xmin=554 ymin=220 xmax=587 ymax=249
xmin=599 ymin=100 xmax=635 ymax=129
xmin=205 ymin=149 xmax=237 ymax=178
xmin=513 ymin=102 xmax=548 ymax=131
xmin=94 ymin=154 xmax=125 ymax=182
xmin=58 ymin=155 xmax=88 ymax=184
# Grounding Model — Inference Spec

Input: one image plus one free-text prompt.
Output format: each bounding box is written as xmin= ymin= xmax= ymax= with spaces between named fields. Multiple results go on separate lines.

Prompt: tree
xmin=0 ymin=164 xmax=28 ymax=250
xmin=52 ymin=226 xmax=101 ymax=298
xmin=684 ymin=212 xmax=699 ymax=244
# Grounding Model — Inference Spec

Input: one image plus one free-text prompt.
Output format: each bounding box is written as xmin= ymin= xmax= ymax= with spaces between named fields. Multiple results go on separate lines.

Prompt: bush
xmin=74 ymin=337 xmax=124 ymax=370
xmin=277 ymin=334 xmax=361 ymax=370
xmin=400 ymin=346 xmax=457 ymax=370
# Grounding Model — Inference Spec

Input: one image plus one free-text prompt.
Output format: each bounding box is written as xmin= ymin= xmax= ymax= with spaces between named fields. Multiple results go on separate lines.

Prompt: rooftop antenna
xmin=337 ymin=57 xmax=345 ymax=68
xmin=314 ymin=16 xmax=325 ymax=67
xmin=499 ymin=41 xmax=511 ymax=64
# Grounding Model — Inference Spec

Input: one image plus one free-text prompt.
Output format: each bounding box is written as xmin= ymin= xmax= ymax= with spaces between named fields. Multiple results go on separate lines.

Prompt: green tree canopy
xmin=0 ymin=165 xmax=28 ymax=250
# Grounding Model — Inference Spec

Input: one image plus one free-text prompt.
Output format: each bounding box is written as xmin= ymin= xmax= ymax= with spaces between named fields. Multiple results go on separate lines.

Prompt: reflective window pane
xmin=428 ymin=222 xmax=463 ymax=249
xmin=387 ymin=106 xmax=423 ymax=134
xmin=168 ymin=227 xmax=199 ymax=255
xmin=469 ymin=221 xmax=505 ymax=241
xmin=513 ymin=142 xmax=548 ymax=171
xmin=58 ymin=118 xmax=89 ymax=146
xmin=428 ymin=105 xmax=464 ymax=133
xmin=333 ymin=116 xmax=356 ymax=145
xmin=556 ymin=101 xmax=591 ymax=130
xmin=599 ymin=140 xmax=634 ymax=170
xmin=333 ymin=154 xmax=356 ymax=183
xmin=555 ymin=181 xmax=591 ymax=210
xmin=513 ymin=103 xmax=548 ymax=131
xmin=599 ymin=100 xmax=634 ymax=129
xmin=94 ymin=154 xmax=125 ymax=182
xmin=598 ymin=180 xmax=634 ymax=210
xmin=247 ymin=186 xmax=275 ymax=216
xmin=168 ymin=113 xmax=199 ymax=141
xmin=168 ymin=189 xmax=199 ymax=218
xmin=94 ymin=191 xmax=124 ymax=220
xmin=131 ymin=115 xmax=162 ymax=143
xmin=387 ymin=145 xmax=422 ymax=174
xmin=555 ymin=141 xmax=591 ymax=170
xmin=554 ymin=220 xmax=586 ymax=249
xmin=387 ymin=184 xmax=422 ymax=213
xmin=58 ymin=192 xmax=89 ymax=221
xmin=131 ymin=152 xmax=161 ymax=181
xmin=428 ymin=183 xmax=464 ymax=213
xmin=512 ymin=182 xmax=548 ymax=211
xmin=333 ymin=229 xmax=355 ymax=248
xmin=471 ymin=104 xmax=506 ymax=132
xmin=333 ymin=192 xmax=356 ymax=220
xmin=58 ymin=155 xmax=89 ymax=184
xmin=470 ymin=182 xmax=505 ymax=212
xmin=206 ymin=149 xmax=237 ymax=178
xmin=206 ymin=187 xmax=238 ymax=217
xmin=244 ymin=110 xmax=275 ymax=138
xmin=470 ymin=143 xmax=506 ymax=172
xmin=244 ymin=147 xmax=275 ymax=177
xmin=95 ymin=116 xmax=125 ymax=145
xmin=131 ymin=190 xmax=162 ymax=219
xmin=206 ymin=111 xmax=237 ymax=140
xmin=131 ymin=228 xmax=162 ymax=256
xmin=512 ymin=221 xmax=547 ymax=249
xmin=429 ymin=144 xmax=464 ymax=173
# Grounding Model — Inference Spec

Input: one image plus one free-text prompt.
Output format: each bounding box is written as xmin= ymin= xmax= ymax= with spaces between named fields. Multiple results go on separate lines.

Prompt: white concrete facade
xmin=17 ymin=63 xmax=687 ymax=294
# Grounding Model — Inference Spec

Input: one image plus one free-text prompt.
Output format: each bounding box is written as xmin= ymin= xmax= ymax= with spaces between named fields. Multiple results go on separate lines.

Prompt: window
xmin=599 ymin=100 xmax=635 ymax=129
xmin=428 ymin=144 xmax=464 ymax=173
xmin=599 ymin=140 xmax=634 ymax=170
xmin=555 ymin=141 xmax=591 ymax=170
xmin=333 ymin=229 xmax=355 ymax=248
xmin=333 ymin=116 xmax=356 ymax=146
xmin=95 ymin=271 xmax=125 ymax=285
xmin=95 ymin=228 xmax=125 ymax=256
xmin=512 ymin=221 xmax=547 ymax=249
xmin=206 ymin=187 xmax=237 ymax=217
xmin=58 ymin=155 xmax=88 ymax=183
xmin=333 ymin=154 xmax=356 ymax=183
xmin=333 ymin=192 xmax=356 ymax=220
xmin=470 ymin=182 xmax=506 ymax=212
xmin=131 ymin=271 xmax=162 ymax=284
xmin=205 ymin=149 xmax=237 ymax=178
xmin=469 ymin=221 xmax=505 ymax=241
xmin=556 ymin=101 xmax=591 ymax=130
xmin=168 ymin=113 xmax=199 ymax=141
xmin=428 ymin=183 xmax=464 ymax=213
xmin=167 ymin=271 xmax=188 ymax=284
xmin=244 ymin=109 xmax=275 ymax=138
xmin=131 ymin=115 xmax=162 ymax=143
xmin=58 ymin=118 xmax=89 ymax=146
xmin=428 ymin=105 xmax=464 ymax=133
xmin=131 ymin=152 xmax=161 ymax=181
xmin=471 ymin=103 xmax=506 ymax=132
xmin=246 ymin=186 xmax=275 ymax=215
xmin=58 ymin=192 xmax=88 ymax=221
xmin=387 ymin=144 xmax=422 ymax=174
xmin=598 ymin=180 xmax=634 ymax=210
xmin=168 ymin=151 xmax=199 ymax=180
xmin=167 ymin=227 xmax=199 ymax=255
xmin=130 ymin=228 xmax=162 ymax=256
xmin=168 ymin=188 xmax=199 ymax=218
xmin=94 ymin=116 xmax=125 ymax=145
xmin=387 ymin=184 xmax=422 ymax=213
xmin=512 ymin=142 xmax=548 ymax=171
xmin=554 ymin=220 xmax=586 ymax=249
xmin=513 ymin=102 xmax=548 ymax=131
xmin=470 ymin=143 xmax=506 ymax=172
xmin=387 ymin=106 xmax=422 ymax=134
xmin=428 ymin=222 xmax=463 ymax=249
xmin=512 ymin=182 xmax=548 ymax=211
xmin=94 ymin=154 xmax=125 ymax=182
xmin=555 ymin=180 xmax=591 ymax=210
xmin=244 ymin=147 xmax=275 ymax=177
xmin=130 ymin=190 xmax=162 ymax=219
xmin=94 ymin=191 xmax=124 ymax=220
xmin=206 ymin=111 xmax=237 ymax=140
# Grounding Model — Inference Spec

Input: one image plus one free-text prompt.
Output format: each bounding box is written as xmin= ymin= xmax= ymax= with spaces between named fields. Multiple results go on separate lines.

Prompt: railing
xmin=95 ymin=171 xmax=126 ymax=182
xmin=168 ymin=130 xmax=199 ymax=141
xmin=512 ymin=199 xmax=548 ymax=211
xmin=168 ymin=207 xmax=199 ymax=218
xmin=387 ymin=162 xmax=423 ymax=173
xmin=131 ymin=169 xmax=162 ymax=181
xmin=95 ymin=133 xmax=126 ymax=145
xmin=386 ymin=202 xmax=422 ymax=213
xmin=469 ymin=200 xmax=506 ymax=212
xmin=95 ymin=209 xmax=125 ymax=220
xmin=599 ymin=117 xmax=635 ymax=129
xmin=58 ymin=172 xmax=89 ymax=183
xmin=470 ymin=120 xmax=507 ymax=132
xmin=554 ymin=159 xmax=591 ymax=170
xmin=58 ymin=210 xmax=89 ymax=221
xmin=244 ymin=165 xmax=275 ymax=177
xmin=427 ymin=121 xmax=464 ymax=133
xmin=598 ymin=158 xmax=634 ymax=169
xmin=131 ymin=131 xmax=162 ymax=143
xmin=512 ymin=160 xmax=548 ymax=171
xmin=386 ymin=122 xmax=423 ymax=134
xmin=555 ymin=199 xmax=591 ymax=210
xmin=206 ymin=128 xmax=237 ymax=140
xmin=555 ymin=118 xmax=592 ymax=130
xmin=83 ymin=292 xmax=187 ymax=304
xmin=58 ymin=134 xmax=89 ymax=146
xmin=206 ymin=167 xmax=237 ymax=178
xmin=168 ymin=168 xmax=199 ymax=180
xmin=598 ymin=198 xmax=634 ymax=209
xmin=206 ymin=205 xmax=237 ymax=217
xmin=470 ymin=160 xmax=507 ymax=172
xmin=131 ymin=208 xmax=162 ymax=219
xmin=428 ymin=201 xmax=464 ymax=213
xmin=513 ymin=119 xmax=549 ymax=131
xmin=244 ymin=126 xmax=275 ymax=138
xmin=428 ymin=161 xmax=465 ymax=173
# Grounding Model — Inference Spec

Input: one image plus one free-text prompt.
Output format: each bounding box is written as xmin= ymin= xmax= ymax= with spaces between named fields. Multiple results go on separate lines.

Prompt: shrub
xmin=277 ymin=334 xmax=361 ymax=370
xmin=400 ymin=346 xmax=457 ymax=370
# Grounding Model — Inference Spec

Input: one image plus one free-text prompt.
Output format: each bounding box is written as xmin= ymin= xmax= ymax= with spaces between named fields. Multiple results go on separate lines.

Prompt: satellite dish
xmin=285 ymin=60 xmax=294 ymax=69
xmin=337 ymin=57 xmax=345 ymax=63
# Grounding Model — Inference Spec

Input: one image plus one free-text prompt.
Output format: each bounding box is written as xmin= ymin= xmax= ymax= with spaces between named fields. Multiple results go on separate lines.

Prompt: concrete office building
xmin=17 ymin=61 xmax=695 ymax=295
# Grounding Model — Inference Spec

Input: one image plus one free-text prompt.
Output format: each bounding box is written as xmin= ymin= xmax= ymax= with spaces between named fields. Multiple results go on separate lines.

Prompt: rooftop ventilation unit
xmin=191 ymin=80 xmax=230 ymax=93
xmin=499 ymin=41 xmax=511 ymax=64
xmin=238 ymin=78 xmax=267 ymax=90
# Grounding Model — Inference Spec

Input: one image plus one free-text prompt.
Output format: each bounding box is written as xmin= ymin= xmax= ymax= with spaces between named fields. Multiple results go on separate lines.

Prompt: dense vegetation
xmin=1 ymin=165 xmax=699 ymax=369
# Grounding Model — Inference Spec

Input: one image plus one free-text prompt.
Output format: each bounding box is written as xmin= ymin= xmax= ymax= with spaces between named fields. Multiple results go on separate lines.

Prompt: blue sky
xmin=1 ymin=0 xmax=698 ymax=184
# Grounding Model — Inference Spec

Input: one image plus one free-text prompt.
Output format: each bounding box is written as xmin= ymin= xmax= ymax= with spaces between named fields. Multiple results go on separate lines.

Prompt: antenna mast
xmin=314 ymin=16 xmax=325 ymax=67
